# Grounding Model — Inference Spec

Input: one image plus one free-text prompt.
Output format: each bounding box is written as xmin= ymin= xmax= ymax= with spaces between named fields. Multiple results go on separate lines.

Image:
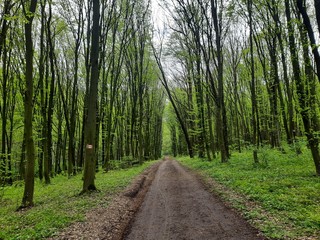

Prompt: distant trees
xmin=158 ymin=0 xmax=233 ymax=161
xmin=160 ymin=0 xmax=320 ymax=175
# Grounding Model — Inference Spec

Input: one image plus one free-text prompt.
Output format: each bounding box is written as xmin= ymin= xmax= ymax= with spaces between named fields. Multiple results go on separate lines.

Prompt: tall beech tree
xmin=21 ymin=0 xmax=37 ymax=207
xmin=82 ymin=0 xmax=100 ymax=192
xmin=247 ymin=0 xmax=259 ymax=162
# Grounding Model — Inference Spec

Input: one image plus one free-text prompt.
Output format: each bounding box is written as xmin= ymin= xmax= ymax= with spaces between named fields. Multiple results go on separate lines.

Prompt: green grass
xmin=0 ymin=161 xmax=157 ymax=240
xmin=177 ymin=145 xmax=320 ymax=239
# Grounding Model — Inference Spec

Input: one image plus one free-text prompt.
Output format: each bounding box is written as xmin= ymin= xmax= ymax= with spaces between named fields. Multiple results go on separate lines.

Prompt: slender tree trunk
xmin=315 ymin=0 xmax=320 ymax=34
xmin=1 ymin=37 xmax=8 ymax=184
xmin=206 ymin=89 xmax=216 ymax=158
xmin=21 ymin=0 xmax=37 ymax=208
xmin=144 ymin=93 xmax=151 ymax=160
xmin=79 ymin=1 xmax=92 ymax=172
xmin=268 ymin=36 xmax=281 ymax=148
xmin=56 ymin=97 xmax=63 ymax=174
xmin=271 ymin=4 xmax=294 ymax=144
xmin=62 ymin=129 xmax=68 ymax=172
xmin=274 ymin=19 xmax=294 ymax=144
xmin=297 ymin=0 xmax=320 ymax=82
xmin=233 ymin=66 xmax=241 ymax=153
xmin=19 ymin=131 xmax=26 ymax=180
xmin=46 ymin=0 xmax=57 ymax=180
xmin=68 ymin=0 xmax=83 ymax=175
xmin=38 ymin=0 xmax=46 ymax=182
xmin=0 ymin=0 xmax=11 ymax=58
xmin=211 ymin=0 xmax=229 ymax=162
xmin=7 ymin=124 xmax=13 ymax=185
xmin=248 ymin=0 xmax=258 ymax=163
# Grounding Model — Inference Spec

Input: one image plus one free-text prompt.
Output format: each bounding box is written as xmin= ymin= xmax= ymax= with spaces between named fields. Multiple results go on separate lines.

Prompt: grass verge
xmin=177 ymin=146 xmax=320 ymax=239
xmin=0 ymin=161 xmax=157 ymax=240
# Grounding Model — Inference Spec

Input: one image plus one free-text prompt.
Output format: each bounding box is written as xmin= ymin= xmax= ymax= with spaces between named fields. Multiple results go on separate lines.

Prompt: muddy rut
xmin=125 ymin=159 xmax=263 ymax=240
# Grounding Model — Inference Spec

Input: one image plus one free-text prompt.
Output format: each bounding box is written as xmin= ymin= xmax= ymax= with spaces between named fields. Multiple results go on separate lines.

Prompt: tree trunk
xmin=68 ymin=1 xmax=83 ymax=175
xmin=248 ymin=0 xmax=258 ymax=163
xmin=268 ymin=36 xmax=281 ymax=148
xmin=21 ymin=0 xmax=37 ymax=208
xmin=46 ymin=1 xmax=56 ymax=180
xmin=299 ymin=14 xmax=320 ymax=174
xmin=206 ymin=89 xmax=216 ymax=158
xmin=1 ymin=35 xmax=8 ymax=184
xmin=273 ymin=7 xmax=294 ymax=144
xmin=82 ymin=0 xmax=100 ymax=193
xmin=56 ymin=97 xmax=63 ymax=174
xmin=286 ymin=0 xmax=320 ymax=175
xmin=0 ymin=0 xmax=11 ymax=58
xmin=79 ymin=1 xmax=92 ymax=173
xmin=296 ymin=0 xmax=320 ymax=82
xmin=19 ymin=131 xmax=26 ymax=180
xmin=170 ymin=125 xmax=177 ymax=157
xmin=315 ymin=0 xmax=320 ymax=34
xmin=211 ymin=0 xmax=229 ymax=162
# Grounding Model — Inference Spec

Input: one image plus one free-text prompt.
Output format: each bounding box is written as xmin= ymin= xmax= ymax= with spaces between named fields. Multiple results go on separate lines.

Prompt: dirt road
xmin=125 ymin=159 xmax=263 ymax=240
xmin=53 ymin=159 xmax=264 ymax=239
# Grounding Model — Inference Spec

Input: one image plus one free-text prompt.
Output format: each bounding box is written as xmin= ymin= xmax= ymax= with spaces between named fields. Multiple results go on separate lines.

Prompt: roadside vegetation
xmin=178 ymin=143 xmax=320 ymax=239
xmin=0 ymin=161 xmax=156 ymax=240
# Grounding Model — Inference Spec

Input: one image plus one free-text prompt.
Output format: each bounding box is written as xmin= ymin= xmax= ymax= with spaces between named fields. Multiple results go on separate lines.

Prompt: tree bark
xmin=82 ymin=0 xmax=100 ymax=192
xmin=296 ymin=0 xmax=320 ymax=82
xmin=315 ymin=0 xmax=320 ymax=34
xmin=271 ymin=5 xmax=294 ymax=144
xmin=286 ymin=0 xmax=320 ymax=175
xmin=1 ymin=31 xmax=8 ymax=184
xmin=248 ymin=0 xmax=258 ymax=163
xmin=21 ymin=0 xmax=37 ymax=208
xmin=211 ymin=0 xmax=229 ymax=162
xmin=46 ymin=0 xmax=56 ymax=180
xmin=0 ymin=0 xmax=12 ymax=58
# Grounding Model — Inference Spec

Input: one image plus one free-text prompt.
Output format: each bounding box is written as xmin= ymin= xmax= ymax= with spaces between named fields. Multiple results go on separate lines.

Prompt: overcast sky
xmin=151 ymin=0 xmax=168 ymax=32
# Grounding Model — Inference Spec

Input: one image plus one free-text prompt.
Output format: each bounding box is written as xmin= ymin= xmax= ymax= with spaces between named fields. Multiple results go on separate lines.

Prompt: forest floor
xmin=52 ymin=158 xmax=264 ymax=240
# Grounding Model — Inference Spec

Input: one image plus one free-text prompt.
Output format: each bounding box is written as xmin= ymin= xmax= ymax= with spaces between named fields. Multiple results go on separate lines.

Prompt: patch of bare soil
xmin=50 ymin=161 xmax=162 ymax=240
xmin=125 ymin=159 xmax=265 ymax=240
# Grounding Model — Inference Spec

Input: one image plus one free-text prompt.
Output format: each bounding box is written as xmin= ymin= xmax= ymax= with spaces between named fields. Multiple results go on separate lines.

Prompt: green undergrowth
xmin=0 ymin=161 xmax=156 ymax=240
xmin=178 ymin=146 xmax=320 ymax=239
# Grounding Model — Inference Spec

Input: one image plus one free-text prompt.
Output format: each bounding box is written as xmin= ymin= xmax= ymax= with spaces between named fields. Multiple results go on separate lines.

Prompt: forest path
xmin=125 ymin=159 xmax=264 ymax=240
xmin=52 ymin=158 xmax=264 ymax=240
